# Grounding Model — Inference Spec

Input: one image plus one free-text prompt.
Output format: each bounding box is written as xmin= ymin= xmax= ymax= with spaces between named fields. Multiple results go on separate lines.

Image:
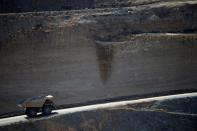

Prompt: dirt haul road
xmin=0 ymin=92 xmax=197 ymax=127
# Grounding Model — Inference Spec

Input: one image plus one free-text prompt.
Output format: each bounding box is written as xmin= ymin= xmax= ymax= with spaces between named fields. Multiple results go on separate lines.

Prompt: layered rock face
xmin=0 ymin=0 xmax=197 ymax=115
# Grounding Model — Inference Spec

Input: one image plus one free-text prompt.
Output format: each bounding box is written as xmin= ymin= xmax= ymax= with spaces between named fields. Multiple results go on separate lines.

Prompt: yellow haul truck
xmin=17 ymin=95 xmax=55 ymax=117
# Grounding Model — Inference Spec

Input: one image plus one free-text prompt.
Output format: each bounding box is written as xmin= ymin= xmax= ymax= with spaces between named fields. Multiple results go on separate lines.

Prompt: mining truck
xmin=17 ymin=95 xmax=55 ymax=117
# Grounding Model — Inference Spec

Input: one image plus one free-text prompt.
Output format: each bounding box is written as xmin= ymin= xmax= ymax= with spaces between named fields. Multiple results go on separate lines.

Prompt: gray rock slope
xmin=0 ymin=1 xmax=197 ymax=115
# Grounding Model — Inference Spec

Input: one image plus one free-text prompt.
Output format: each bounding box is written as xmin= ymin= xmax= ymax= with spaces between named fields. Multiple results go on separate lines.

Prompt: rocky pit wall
xmin=0 ymin=94 xmax=197 ymax=131
xmin=0 ymin=1 xmax=197 ymax=115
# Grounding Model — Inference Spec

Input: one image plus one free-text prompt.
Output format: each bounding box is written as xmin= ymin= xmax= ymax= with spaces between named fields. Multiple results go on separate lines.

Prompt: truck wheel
xmin=26 ymin=108 xmax=37 ymax=117
xmin=42 ymin=105 xmax=52 ymax=115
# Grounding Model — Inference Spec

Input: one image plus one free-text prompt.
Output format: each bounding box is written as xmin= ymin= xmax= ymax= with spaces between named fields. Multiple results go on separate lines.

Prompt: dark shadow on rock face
xmin=95 ymin=42 xmax=114 ymax=84
xmin=0 ymin=0 xmax=95 ymax=13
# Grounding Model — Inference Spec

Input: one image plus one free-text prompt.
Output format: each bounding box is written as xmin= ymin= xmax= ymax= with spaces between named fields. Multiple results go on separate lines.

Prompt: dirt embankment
xmin=0 ymin=1 xmax=197 ymax=116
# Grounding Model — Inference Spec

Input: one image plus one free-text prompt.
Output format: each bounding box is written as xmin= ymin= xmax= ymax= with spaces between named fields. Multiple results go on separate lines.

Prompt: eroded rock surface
xmin=0 ymin=1 xmax=197 ymax=116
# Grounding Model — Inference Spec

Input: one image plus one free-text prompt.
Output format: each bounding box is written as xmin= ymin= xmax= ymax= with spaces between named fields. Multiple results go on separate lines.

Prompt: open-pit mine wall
xmin=0 ymin=1 xmax=197 ymax=116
